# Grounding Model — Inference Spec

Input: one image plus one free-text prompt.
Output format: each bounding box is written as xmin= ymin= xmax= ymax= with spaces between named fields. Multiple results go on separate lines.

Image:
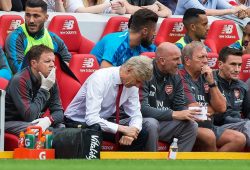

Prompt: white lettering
xmin=59 ymin=31 xmax=77 ymax=35
xmin=156 ymin=100 xmax=169 ymax=110
xmin=85 ymin=135 xmax=100 ymax=159
xmin=79 ymin=68 xmax=96 ymax=73
xmin=169 ymin=33 xmax=185 ymax=37
xmin=39 ymin=151 xmax=46 ymax=160
xmin=25 ymin=139 xmax=30 ymax=147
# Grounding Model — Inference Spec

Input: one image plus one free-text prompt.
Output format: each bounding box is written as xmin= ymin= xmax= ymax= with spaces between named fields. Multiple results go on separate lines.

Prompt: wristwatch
xmin=208 ymin=81 xmax=217 ymax=88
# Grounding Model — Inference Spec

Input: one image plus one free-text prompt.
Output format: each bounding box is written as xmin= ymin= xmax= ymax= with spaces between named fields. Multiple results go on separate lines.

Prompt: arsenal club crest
xmin=165 ymin=85 xmax=173 ymax=95
xmin=204 ymin=83 xmax=209 ymax=93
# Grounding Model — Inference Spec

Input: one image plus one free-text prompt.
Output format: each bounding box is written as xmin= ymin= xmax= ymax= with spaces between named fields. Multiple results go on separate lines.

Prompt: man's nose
xmin=29 ymin=16 xmax=35 ymax=23
xmin=235 ymin=65 xmax=241 ymax=72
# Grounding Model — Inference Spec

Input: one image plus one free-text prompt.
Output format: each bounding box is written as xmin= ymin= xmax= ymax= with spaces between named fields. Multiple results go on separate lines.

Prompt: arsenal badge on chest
xmin=165 ymin=85 xmax=173 ymax=95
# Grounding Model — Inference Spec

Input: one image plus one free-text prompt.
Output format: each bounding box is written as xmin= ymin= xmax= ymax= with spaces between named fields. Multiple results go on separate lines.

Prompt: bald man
xmin=141 ymin=42 xmax=198 ymax=151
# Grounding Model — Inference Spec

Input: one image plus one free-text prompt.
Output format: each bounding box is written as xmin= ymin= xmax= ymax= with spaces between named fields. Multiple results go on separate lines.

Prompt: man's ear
xmin=184 ymin=56 xmax=189 ymax=64
xmin=45 ymin=14 xmax=49 ymax=21
xmin=30 ymin=59 xmax=37 ymax=68
xmin=141 ymin=27 xmax=148 ymax=37
xmin=190 ymin=23 xmax=196 ymax=32
xmin=218 ymin=61 xmax=223 ymax=69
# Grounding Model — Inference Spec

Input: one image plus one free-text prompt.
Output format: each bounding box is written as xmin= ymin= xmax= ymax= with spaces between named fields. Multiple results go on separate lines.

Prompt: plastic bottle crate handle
xmin=26 ymin=126 xmax=43 ymax=139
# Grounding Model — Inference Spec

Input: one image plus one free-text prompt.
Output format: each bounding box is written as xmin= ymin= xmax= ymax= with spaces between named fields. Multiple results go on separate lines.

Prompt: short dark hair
xmin=128 ymin=8 xmax=158 ymax=32
xmin=218 ymin=46 xmax=243 ymax=63
xmin=25 ymin=0 xmax=47 ymax=12
xmin=27 ymin=45 xmax=54 ymax=64
xmin=183 ymin=8 xmax=206 ymax=28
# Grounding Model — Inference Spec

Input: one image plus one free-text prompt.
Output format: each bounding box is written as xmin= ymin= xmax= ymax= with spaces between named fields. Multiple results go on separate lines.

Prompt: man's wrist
xmin=208 ymin=81 xmax=217 ymax=88
xmin=47 ymin=116 xmax=54 ymax=124
xmin=117 ymin=125 xmax=126 ymax=134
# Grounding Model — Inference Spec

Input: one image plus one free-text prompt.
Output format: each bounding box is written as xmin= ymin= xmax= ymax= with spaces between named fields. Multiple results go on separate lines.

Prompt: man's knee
xmin=184 ymin=121 xmax=198 ymax=135
xmin=221 ymin=129 xmax=246 ymax=147
xmin=143 ymin=118 xmax=160 ymax=134
xmin=197 ymin=128 xmax=216 ymax=141
xmin=196 ymin=128 xmax=217 ymax=151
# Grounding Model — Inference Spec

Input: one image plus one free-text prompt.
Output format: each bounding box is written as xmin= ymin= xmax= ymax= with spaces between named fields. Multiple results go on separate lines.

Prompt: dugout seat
xmin=69 ymin=54 xmax=99 ymax=84
xmin=54 ymin=56 xmax=81 ymax=110
xmin=48 ymin=15 xmax=95 ymax=54
xmin=154 ymin=18 xmax=186 ymax=46
xmin=0 ymin=15 xmax=24 ymax=49
xmin=57 ymin=71 xmax=81 ymax=110
xmin=100 ymin=16 xmax=129 ymax=39
xmin=207 ymin=52 xmax=219 ymax=70
xmin=101 ymin=141 xmax=119 ymax=151
xmin=158 ymin=141 xmax=169 ymax=151
xmin=141 ymin=52 xmax=156 ymax=59
xmin=204 ymin=20 xmax=239 ymax=54
xmin=239 ymin=54 xmax=250 ymax=82
xmin=4 ymin=134 xmax=18 ymax=151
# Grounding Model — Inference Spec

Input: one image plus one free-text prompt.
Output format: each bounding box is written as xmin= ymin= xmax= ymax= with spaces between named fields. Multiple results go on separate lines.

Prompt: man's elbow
xmin=215 ymin=103 xmax=227 ymax=113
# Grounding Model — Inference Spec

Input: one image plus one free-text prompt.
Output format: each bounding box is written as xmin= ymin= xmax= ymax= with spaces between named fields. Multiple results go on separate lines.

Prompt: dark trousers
xmin=64 ymin=117 xmax=148 ymax=151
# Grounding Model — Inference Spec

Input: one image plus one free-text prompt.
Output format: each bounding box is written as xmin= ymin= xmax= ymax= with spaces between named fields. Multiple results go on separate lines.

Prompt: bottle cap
xmin=173 ymin=138 xmax=178 ymax=142
xmin=19 ymin=131 xmax=25 ymax=137
xmin=41 ymin=136 xmax=46 ymax=142
xmin=25 ymin=129 xmax=35 ymax=134
xmin=43 ymin=129 xmax=52 ymax=135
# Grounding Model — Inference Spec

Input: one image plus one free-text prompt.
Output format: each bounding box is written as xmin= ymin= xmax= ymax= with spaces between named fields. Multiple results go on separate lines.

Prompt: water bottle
xmin=18 ymin=131 xmax=25 ymax=148
xmin=168 ymin=138 xmax=178 ymax=160
xmin=43 ymin=130 xmax=53 ymax=149
xmin=25 ymin=129 xmax=36 ymax=149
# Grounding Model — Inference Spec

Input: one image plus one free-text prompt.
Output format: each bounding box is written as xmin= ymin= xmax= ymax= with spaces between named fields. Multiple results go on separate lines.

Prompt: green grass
xmin=0 ymin=160 xmax=250 ymax=170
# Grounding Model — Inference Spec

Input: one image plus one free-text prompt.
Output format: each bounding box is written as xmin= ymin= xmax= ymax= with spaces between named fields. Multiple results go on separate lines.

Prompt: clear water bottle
xmin=168 ymin=138 xmax=178 ymax=160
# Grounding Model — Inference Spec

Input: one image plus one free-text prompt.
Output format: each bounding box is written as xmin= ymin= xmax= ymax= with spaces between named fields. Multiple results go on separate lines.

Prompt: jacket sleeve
xmin=5 ymin=31 xmax=25 ymax=74
xmin=0 ymin=48 xmax=12 ymax=80
xmin=140 ymin=81 xmax=173 ymax=121
xmin=242 ymin=86 xmax=250 ymax=119
xmin=47 ymin=82 xmax=64 ymax=124
xmin=9 ymin=76 xmax=51 ymax=122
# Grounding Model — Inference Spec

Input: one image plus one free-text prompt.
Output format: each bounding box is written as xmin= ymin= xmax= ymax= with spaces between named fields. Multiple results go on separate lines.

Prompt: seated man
xmin=123 ymin=0 xmax=172 ymax=18
xmin=213 ymin=46 xmax=250 ymax=148
xmin=175 ymin=8 xmax=211 ymax=52
xmin=91 ymin=8 xmax=158 ymax=68
xmin=141 ymin=42 xmax=198 ymax=151
xmin=175 ymin=0 xmax=246 ymax=19
xmin=64 ymin=56 xmax=153 ymax=151
xmin=5 ymin=0 xmax=71 ymax=74
xmin=230 ymin=21 xmax=250 ymax=54
xmin=179 ymin=41 xmax=246 ymax=151
xmin=0 ymin=46 xmax=12 ymax=80
xmin=5 ymin=44 xmax=64 ymax=136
